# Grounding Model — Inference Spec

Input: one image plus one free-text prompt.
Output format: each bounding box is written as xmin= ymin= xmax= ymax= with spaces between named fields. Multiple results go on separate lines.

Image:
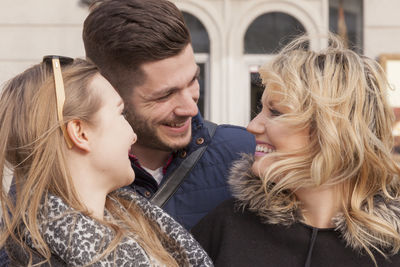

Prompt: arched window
xmin=182 ymin=12 xmax=210 ymax=117
xmin=244 ymin=12 xmax=306 ymax=119
xmin=245 ymin=12 xmax=306 ymax=54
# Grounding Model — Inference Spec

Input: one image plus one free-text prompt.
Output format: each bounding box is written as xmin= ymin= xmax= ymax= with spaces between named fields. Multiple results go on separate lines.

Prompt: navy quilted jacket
xmin=131 ymin=113 xmax=256 ymax=229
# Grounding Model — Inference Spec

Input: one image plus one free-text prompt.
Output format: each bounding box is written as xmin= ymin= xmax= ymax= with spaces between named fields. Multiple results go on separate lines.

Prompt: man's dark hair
xmin=83 ymin=0 xmax=191 ymax=97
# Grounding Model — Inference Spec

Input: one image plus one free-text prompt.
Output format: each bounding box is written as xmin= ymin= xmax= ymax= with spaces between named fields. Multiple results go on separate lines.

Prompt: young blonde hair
xmin=257 ymin=34 xmax=400 ymax=264
xmin=0 ymin=59 xmax=178 ymax=266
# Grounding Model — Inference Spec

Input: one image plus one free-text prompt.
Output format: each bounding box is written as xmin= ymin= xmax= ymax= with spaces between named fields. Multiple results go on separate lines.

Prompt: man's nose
xmin=175 ymin=88 xmax=199 ymax=117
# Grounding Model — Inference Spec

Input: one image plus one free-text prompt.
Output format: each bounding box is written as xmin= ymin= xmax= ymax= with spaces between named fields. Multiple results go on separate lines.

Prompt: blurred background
xmin=1 ymin=0 xmax=400 ymax=125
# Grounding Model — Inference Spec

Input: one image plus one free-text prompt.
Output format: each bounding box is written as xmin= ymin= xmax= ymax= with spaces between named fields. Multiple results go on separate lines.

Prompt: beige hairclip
xmin=51 ymin=58 xmax=74 ymax=149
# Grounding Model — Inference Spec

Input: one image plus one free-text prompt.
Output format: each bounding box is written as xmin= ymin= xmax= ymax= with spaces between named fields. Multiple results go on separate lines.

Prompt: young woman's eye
xmin=121 ymin=109 xmax=129 ymax=119
xmin=269 ymin=108 xmax=282 ymax=117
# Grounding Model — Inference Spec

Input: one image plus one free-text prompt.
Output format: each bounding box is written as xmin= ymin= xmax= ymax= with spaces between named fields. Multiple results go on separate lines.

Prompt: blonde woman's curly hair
xmin=258 ymin=33 xmax=400 ymax=264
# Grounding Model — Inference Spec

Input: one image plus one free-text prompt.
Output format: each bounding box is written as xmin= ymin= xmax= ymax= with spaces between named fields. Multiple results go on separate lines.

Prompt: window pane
xmin=250 ymin=72 xmax=264 ymax=120
xmin=183 ymin=12 xmax=210 ymax=53
xmin=197 ymin=63 xmax=206 ymax=116
xmin=329 ymin=0 xmax=363 ymax=53
xmin=245 ymin=12 xmax=306 ymax=54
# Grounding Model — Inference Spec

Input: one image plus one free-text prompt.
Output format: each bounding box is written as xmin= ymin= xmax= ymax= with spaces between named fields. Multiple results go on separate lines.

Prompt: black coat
xmin=192 ymin=199 xmax=400 ymax=267
xmin=192 ymin=155 xmax=400 ymax=267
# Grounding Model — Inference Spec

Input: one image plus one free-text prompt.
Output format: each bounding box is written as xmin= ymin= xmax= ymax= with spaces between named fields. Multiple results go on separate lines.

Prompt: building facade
xmin=1 ymin=0 xmax=400 ymax=126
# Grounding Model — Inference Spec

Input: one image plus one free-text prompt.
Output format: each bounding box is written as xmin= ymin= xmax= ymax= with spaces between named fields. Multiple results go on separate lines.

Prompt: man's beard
xmin=128 ymin=110 xmax=191 ymax=152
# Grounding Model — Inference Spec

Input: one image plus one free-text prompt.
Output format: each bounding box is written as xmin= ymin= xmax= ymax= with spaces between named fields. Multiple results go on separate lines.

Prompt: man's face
xmin=127 ymin=45 xmax=200 ymax=152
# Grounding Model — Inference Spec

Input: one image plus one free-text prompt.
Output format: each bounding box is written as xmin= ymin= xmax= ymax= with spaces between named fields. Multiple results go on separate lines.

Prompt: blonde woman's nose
xmin=247 ymin=113 xmax=265 ymax=135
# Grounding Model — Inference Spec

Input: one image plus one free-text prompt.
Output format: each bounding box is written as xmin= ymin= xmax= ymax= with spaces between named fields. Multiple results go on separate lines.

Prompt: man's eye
xmin=269 ymin=108 xmax=282 ymax=117
xmin=157 ymin=92 xmax=173 ymax=101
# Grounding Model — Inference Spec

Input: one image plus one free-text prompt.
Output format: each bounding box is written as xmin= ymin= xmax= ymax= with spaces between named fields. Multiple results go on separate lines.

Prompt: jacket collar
xmin=228 ymin=154 xmax=400 ymax=253
xmin=131 ymin=112 xmax=208 ymax=189
xmin=164 ymin=112 xmax=211 ymax=177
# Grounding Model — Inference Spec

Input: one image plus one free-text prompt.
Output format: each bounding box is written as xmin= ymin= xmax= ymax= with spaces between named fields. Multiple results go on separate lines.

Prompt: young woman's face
xmin=247 ymin=90 xmax=310 ymax=176
xmin=87 ymin=74 xmax=137 ymax=191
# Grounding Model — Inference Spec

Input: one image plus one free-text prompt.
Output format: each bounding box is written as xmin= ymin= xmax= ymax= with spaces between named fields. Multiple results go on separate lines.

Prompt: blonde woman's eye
xmin=269 ymin=108 xmax=282 ymax=117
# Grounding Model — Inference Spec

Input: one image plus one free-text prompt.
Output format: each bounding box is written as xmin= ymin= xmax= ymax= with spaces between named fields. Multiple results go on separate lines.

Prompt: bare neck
xmin=66 ymin=152 xmax=109 ymax=220
xmin=295 ymin=185 xmax=342 ymax=229
xmin=72 ymin=178 xmax=107 ymax=220
xmin=131 ymin=143 xmax=171 ymax=170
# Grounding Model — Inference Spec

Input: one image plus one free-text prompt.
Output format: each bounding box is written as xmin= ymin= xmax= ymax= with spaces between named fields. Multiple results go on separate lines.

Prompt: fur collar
xmin=228 ymin=154 xmax=400 ymax=254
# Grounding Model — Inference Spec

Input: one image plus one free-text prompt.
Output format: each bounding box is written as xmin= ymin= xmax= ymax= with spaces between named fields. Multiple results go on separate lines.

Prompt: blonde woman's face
xmin=247 ymin=91 xmax=310 ymax=176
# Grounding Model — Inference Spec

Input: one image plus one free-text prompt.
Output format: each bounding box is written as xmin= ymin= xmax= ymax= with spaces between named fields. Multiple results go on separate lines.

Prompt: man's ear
xmin=66 ymin=120 xmax=91 ymax=152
